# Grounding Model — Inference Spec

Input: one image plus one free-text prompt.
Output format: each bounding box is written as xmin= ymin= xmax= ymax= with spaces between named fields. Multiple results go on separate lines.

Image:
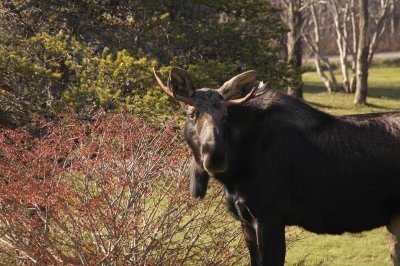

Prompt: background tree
xmin=302 ymin=1 xmax=339 ymax=93
xmin=287 ymin=0 xmax=304 ymax=98
xmin=327 ymin=0 xmax=352 ymax=92
xmin=273 ymin=0 xmax=307 ymax=99
xmin=299 ymin=0 xmax=394 ymax=100
xmin=353 ymin=0 xmax=394 ymax=104
xmin=354 ymin=0 xmax=370 ymax=105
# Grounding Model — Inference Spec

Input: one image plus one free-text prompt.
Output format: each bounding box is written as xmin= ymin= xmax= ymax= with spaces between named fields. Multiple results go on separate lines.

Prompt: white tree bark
xmin=350 ymin=0 xmax=358 ymax=92
xmin=302 ymin=2 xmax=338 ymax=93
xmin=322 ymin=0 xmax=394 ymax=99
xmin=328 ymin=0 xmax=351 ymax=92
xmin=367 ymin=0 xmax=394 ymax=65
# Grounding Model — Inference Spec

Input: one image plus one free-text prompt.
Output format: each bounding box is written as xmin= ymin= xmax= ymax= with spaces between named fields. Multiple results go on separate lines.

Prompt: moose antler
xmin=153 ymin=68 xmax=195 ymax=106
xmin=225 ymin=81 xmax=268 ymax=107
xmin=153 ymin=68 xmax=173 ymax=97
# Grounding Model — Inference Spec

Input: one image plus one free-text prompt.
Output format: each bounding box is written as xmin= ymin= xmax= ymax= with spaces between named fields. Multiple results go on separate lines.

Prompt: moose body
xmin=154 ymin=67 xmax=400 ymax=266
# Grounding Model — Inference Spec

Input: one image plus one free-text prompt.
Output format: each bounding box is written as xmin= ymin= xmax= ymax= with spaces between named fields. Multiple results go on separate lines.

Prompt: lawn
xmin=302 ymin=67 xmax=400 ymax=115
xmin=284 ymin=66 xmax=400 ymax=266
xmin=285 ymin=227 xmax=391 ymax=266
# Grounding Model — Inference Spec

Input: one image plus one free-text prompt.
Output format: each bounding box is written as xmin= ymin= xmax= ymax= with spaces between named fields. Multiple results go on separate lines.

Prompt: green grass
xmin=285 ymin=227 xmax=391 ymax=266
xmin=284 ymin=67 xmax=400 ymax=266
xmin=302 ymin=67 xmax=400 ymax=115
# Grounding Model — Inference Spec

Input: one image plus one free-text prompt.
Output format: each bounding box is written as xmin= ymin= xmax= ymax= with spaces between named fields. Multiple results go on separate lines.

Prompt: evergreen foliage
xmin=0 ymin=0 xmax=289 ymax=127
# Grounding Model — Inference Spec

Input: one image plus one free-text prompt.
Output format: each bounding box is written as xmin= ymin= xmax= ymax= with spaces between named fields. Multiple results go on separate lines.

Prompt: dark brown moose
xmin=154 ymin=67 xmax=400 ymax=266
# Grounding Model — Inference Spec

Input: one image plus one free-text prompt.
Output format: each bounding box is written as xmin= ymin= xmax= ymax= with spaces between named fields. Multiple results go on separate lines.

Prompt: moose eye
xmin=188 ymin=112 xmax=197 ymax=120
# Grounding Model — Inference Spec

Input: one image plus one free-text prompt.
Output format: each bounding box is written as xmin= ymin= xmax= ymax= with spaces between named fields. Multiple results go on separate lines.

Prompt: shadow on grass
xmin=364 ymin=103 xmax=392 ymax=110
xmin=303 ymin=84 xmax=326 ymax=94
xmin=368 ymin=87 xmax=400 ymax=100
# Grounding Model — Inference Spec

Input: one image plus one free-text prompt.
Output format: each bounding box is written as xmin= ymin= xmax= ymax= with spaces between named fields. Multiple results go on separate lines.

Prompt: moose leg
xmin=233 ymin=198 xmax=259 ymax=265
xmin=242 ymin=222 xmax=259 ymax=266
xmin=257 ymin=217 xmax=286 ymax=266
xmin=387 ymin=215 xmax=400 ymax=266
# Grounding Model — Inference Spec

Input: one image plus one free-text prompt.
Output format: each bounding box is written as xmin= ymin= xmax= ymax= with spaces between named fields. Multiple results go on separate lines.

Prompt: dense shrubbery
xmin=0 ymin=33 xmax=177 ymax=125
xmin=0 ymin=114 xmax=248 ymax=265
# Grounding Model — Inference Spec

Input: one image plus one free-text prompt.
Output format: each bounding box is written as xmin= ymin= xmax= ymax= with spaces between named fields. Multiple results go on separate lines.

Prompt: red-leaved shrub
xmin=0 ymin=114 xmax=247 ymax=265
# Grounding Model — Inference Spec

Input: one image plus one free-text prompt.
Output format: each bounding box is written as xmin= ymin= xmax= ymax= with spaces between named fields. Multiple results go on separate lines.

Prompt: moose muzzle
xmin=201 ymin=137 xmax=227 ymax=174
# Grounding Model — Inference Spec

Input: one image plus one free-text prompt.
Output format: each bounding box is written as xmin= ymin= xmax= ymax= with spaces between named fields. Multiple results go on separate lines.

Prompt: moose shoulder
xmin=154 ymin=67 xmax=400 ymax=266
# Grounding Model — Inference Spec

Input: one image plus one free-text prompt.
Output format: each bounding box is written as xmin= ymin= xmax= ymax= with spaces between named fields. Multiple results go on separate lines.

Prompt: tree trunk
xmin=350 ymin=57 xmax=357 ymax=93
xmin=367 ymin=0 xmax=392 ymax=65
xmin=350 ymin=0 xmax=358 ymax=93
xmin=307 ymin=2 xmax=338 ymax=93
xmin=341 ymin=19 xmax=350 ymax=93
xmin=329 ymin=1 xmax=350 ymax=92
xmin=314 ymin=57 xmax=333 ymax=93
xmin=340 ymin=54 xmax=350 ymax=92
xmin=354 ymin=0 xmax=369 ymax=105
xmin=287 ymin=0 xmax=303 ymax=99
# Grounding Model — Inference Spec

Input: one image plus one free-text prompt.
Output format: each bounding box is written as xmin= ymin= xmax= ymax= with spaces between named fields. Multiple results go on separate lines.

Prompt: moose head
xmin=153 ymin=67 xmax=266 ymax=198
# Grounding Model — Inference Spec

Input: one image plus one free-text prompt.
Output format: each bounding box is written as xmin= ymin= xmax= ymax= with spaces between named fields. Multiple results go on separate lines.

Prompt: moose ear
xmin=217 ymin=70 xmax=257 ymax=100
xmin=170 ymin=67 xmax=195 ymax=98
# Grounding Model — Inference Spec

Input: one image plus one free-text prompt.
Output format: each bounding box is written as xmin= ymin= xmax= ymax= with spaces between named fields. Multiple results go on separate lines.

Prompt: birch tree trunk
xmin=350 ymin=0 xmax=393 ymax=97
xmin=354 ymin=0 xmax=369 ymax=105
xmin=338 ymin=4 xmax=350 ymax=92
xmin=328 ymin=0 xmax=350 ymax=92
xmin=304 ymin=2 xmax=338 ymax=93
xmin=350 ymin=0 xmax=358 ymax=93
xmin=367 ymin=0 xmax=393 ymax=65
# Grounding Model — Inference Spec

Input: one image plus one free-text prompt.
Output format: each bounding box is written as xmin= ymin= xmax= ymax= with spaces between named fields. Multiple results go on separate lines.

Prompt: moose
xmin=153 ymin=67 xmax=400 ymax=266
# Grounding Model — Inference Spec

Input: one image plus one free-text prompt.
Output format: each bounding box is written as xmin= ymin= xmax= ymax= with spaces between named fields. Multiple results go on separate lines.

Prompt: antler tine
xmin=225 ymin=81 xmax=268 ymax=107
xmin=167 ymin=77 xmax=176 ymax=98
xmin=153 ymin=68 xmax=174 ymax=97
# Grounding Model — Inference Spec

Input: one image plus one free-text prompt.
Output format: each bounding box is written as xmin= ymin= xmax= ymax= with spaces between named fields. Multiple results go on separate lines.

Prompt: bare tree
xmin=314 ymin=0 xmax=357 ymax=93
xmin=367 ymin=0 xmax=395 ymax=64
xmin=303 ymin=0 xmax=394 ymax=100
xmin=0 ymin=115 xmax=249 ymax=265
xmin=327 ymin=0 xmax=352 ymax=92
xmin=353 ymin=0 xmax=394 ymax=104
xmin=302 ymin=2 xmax=339 ymax=93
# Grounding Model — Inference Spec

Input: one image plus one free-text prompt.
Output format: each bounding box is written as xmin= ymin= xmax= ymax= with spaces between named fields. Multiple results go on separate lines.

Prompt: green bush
xmin=0 ymin=33 xmax=179 ymax=125
xmin=188 ymin=60 xmax=238 ymax=88
xmin=63 ymin=47 xmax=175 ymax=119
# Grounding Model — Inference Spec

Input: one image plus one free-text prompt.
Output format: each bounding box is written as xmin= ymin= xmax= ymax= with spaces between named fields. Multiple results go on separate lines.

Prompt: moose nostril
xmin=203 ymin=152 xmax=227 ymax=174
